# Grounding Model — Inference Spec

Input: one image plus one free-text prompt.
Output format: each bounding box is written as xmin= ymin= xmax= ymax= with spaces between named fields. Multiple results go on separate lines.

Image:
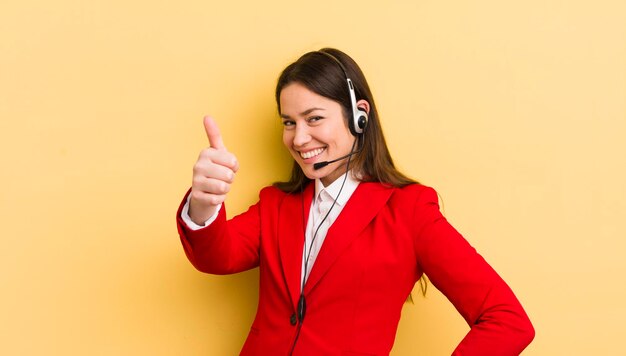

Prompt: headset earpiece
xmin=346 ymin=78 xmax=368 ymax=136
xmin=354 ymin=107 xmax=368 ymax=135
xmin=349 ymin=108 xmax=368 ymax=136
xmin=318 ymin=50 xmax=368 ymax=136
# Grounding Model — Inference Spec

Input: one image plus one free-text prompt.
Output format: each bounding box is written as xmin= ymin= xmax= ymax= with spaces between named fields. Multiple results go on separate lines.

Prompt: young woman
xmin=176 ymin=48 xmax=535 ymax=355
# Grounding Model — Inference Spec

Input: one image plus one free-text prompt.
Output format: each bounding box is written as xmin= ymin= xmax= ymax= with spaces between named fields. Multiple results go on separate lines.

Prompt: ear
xmin=356 ymin=99 xmax=370 ymax=115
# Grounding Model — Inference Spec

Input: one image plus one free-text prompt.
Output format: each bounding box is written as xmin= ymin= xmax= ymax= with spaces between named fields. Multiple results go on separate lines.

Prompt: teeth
xmin=300 ymin=148 xmax=324 ymax=159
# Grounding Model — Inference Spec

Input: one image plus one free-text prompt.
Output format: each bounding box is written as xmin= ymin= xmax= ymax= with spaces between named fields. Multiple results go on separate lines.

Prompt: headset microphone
xmin=313 ymin=149 xmax=360 ymax=170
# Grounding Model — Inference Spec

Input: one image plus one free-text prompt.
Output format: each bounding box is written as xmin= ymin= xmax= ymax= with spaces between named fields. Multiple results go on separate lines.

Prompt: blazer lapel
xmin=277 ymin=183 xmax=314 ymax=310
xmin=304 ymin=182 xmax=394 ymax=294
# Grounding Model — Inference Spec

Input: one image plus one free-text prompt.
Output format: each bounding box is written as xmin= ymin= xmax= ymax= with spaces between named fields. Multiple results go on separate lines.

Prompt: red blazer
xmin=176 ymin=183 xmax=534 ymax=355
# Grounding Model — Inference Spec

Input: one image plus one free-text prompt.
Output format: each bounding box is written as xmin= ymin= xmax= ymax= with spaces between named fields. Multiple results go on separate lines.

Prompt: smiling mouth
xmin=299 ymin=147 xmax=326 ymax=159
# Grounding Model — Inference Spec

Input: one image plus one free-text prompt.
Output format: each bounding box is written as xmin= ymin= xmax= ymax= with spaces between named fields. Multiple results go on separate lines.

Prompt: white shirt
xmin=302 ymin=173 xmax=360 ymax=286
xmin=180 ymin=172 xmax=361 ymax=287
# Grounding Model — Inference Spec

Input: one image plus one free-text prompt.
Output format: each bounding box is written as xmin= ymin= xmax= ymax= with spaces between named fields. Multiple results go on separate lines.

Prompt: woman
xmin=176 ymin=48 xmax=535 ymax=355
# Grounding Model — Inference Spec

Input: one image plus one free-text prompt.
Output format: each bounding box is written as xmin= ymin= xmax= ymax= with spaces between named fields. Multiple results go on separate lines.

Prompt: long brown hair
xmin=273 ymin=48 xmax=417 ymax=192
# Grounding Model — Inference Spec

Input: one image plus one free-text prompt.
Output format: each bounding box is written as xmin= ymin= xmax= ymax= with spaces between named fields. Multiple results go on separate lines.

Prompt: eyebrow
xmin=280 ymin=107 xmax=325 ymax=119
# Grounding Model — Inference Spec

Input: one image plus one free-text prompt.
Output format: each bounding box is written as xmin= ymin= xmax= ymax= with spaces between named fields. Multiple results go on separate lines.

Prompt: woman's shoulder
xmin=385 ymin=182 xmax=439 ymax=205
xmin=258 ymin=184 xmax=311 ymax=201
xmin=259 ymin=185 xmax=288 ymax=199
xmin=360 ymin=181 xmax=436 ymax=195
xmin=399 ymin=182 xmax=437 ymax=195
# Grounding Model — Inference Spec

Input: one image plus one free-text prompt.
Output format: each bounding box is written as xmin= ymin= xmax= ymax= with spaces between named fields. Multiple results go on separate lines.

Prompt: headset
xmin=317 ymin=50 xmax=368 ymax=136
xmin=289 ymin=51 xmax=367 ymax=355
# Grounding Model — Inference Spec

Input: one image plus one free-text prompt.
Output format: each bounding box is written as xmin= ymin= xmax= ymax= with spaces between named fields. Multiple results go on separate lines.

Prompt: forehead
xmin=279 ymin=82 xmax=339 ymax=115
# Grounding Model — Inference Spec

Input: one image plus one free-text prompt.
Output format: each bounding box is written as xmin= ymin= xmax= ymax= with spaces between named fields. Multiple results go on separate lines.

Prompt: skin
xmin=188 ymin=116 xmax=239 ymax=225
xmin=188 ymin=82 xmax=369 ymax=225
xmin=279 ymin=82 xmax=369 ymax=186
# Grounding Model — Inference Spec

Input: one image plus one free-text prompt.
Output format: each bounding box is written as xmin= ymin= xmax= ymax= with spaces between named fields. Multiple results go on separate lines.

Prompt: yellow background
xmin=1 ymin=0 xmax=625 ymax=354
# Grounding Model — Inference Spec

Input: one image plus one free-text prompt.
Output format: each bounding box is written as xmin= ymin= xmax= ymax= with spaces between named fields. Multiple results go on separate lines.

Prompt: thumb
xmin=203 ymin=116 xmax=226 ymax=150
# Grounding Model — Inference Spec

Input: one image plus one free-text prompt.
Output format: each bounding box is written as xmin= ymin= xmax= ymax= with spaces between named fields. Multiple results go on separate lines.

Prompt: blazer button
xmin=290 ymin=313 xmax=297 ymax=326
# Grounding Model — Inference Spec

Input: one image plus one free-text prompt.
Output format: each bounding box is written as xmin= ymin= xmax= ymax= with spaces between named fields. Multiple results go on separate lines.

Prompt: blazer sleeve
xmin=176 ymin=189 xmax=262 ymax=275
xmin=412 ymin=186 xmax=535 ymax=355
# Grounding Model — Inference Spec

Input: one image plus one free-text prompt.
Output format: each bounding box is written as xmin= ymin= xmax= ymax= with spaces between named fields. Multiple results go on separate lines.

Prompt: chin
xmin=302 ymin=167 xmax=322 ymax=180
xmin=299 ymin=164 xmax=326 ymax=181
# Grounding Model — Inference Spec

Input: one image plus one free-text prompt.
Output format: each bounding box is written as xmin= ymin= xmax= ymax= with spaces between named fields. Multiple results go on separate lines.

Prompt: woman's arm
xmin=176 ymin=190 xmax=262 ymax=275
xmin=412 ymin=186 xmax=535 ymax=355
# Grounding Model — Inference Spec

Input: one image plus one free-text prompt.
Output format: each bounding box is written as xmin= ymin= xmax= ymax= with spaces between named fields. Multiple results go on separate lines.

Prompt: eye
xmin=307 ymin=116 xmax=323 ymax=123
xmin=282 ymin=119 xmax=295 ymax=128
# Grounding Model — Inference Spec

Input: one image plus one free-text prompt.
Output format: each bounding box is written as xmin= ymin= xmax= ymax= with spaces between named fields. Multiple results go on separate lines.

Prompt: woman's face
xmin=280 ymin=82 xmax=356 ymax=187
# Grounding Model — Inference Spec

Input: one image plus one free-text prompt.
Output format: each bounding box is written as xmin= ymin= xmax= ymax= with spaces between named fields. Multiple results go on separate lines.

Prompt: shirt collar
xmin=314 ymin=171 xmax=360 ymax=207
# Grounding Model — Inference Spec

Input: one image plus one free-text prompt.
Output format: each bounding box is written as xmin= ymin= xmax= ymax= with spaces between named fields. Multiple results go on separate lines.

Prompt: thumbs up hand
xmin=189 ymin=116 xmax=239 ymax=225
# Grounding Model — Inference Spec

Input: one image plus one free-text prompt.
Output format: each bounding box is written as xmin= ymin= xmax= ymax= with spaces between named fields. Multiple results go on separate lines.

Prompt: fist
xmin=189 ymin=116 xmax=239 ymax=225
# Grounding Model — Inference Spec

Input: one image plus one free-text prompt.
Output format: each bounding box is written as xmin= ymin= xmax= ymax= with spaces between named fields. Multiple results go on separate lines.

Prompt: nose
xmin=292 ymin=124 xmax=311 ymax=148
